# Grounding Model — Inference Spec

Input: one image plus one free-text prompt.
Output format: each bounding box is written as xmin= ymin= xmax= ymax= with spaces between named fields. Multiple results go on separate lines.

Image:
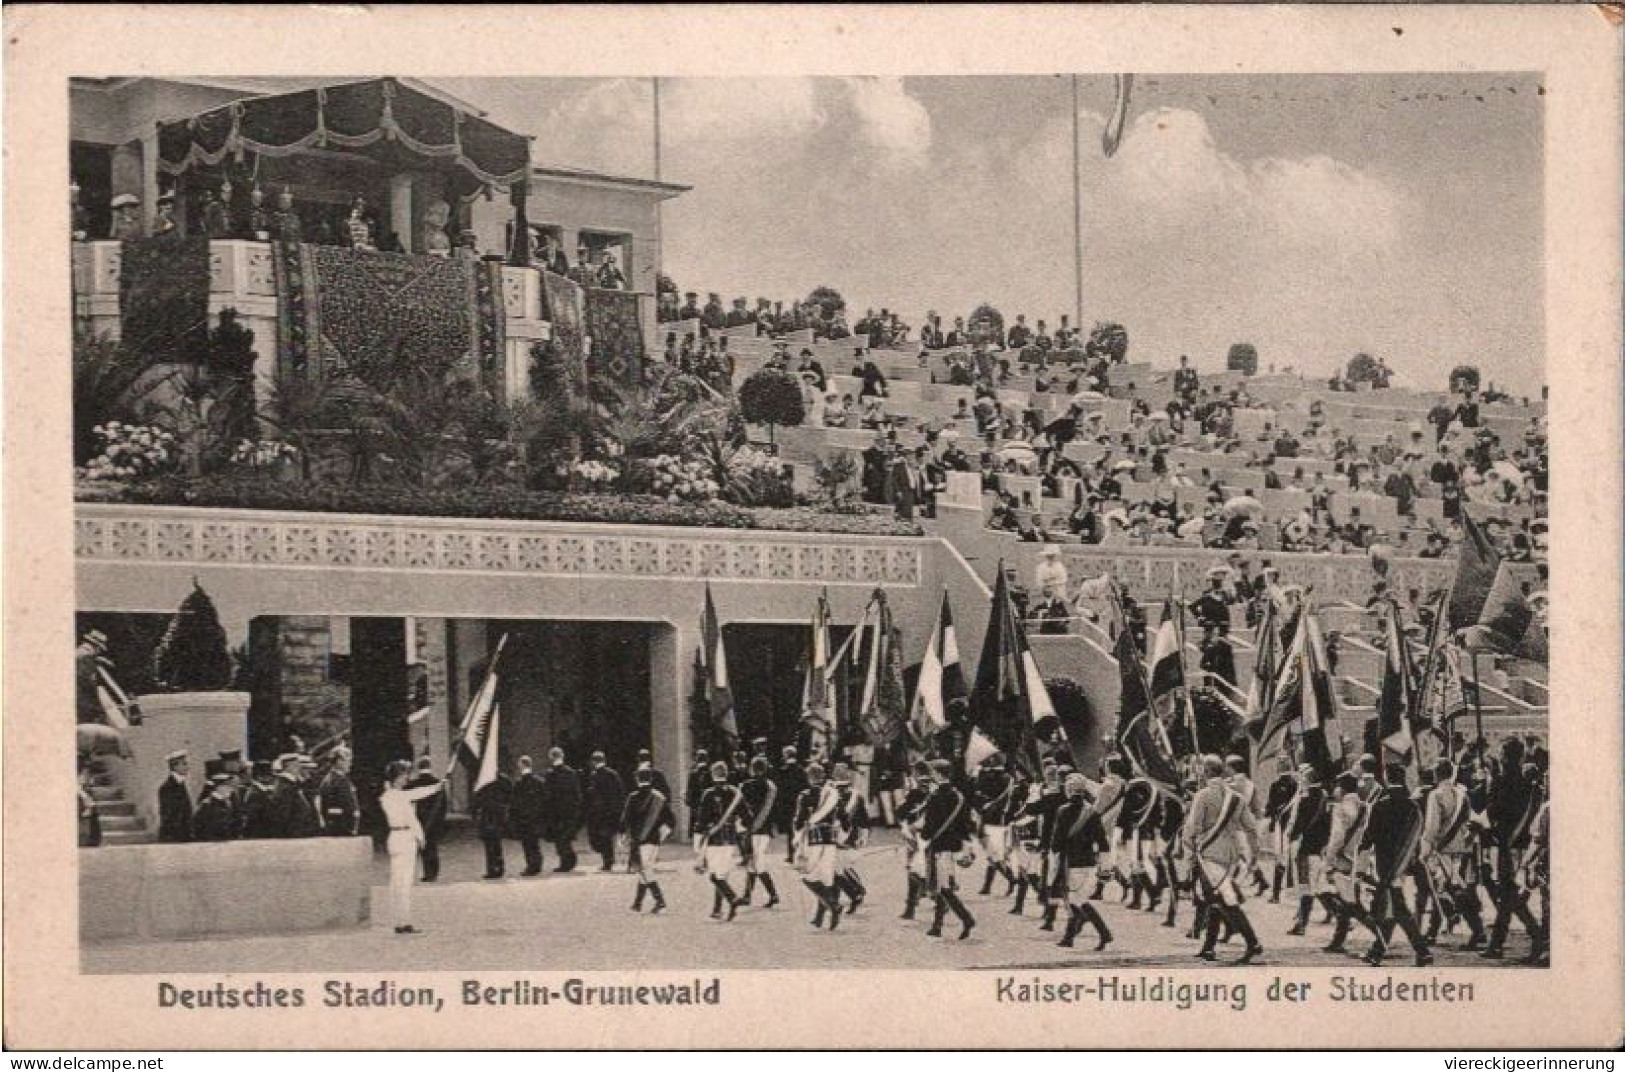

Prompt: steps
xmin=86 ymin=766 xmax=150 ymax=845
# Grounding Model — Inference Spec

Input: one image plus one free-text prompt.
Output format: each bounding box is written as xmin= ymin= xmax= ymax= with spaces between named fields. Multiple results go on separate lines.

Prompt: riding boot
xmin=648 ymin=882 xmax=667 ymax=914
xmin=713 ymin=877 xmax=740 ymax=921
xmin=1010 ymin=876 xmax=1029 ymax=915
xmin=901 ymin=874 xmax=921 ymax=920
xmin=1317 ymin=892 xmax=1340 ymax=925
xmin=632 ymin=882 xmax=647 ymax=912
xmin=1197 ymin=907 xmax=1222 ymax=960
xmin=1002 ymin=863 xmax=1019 ymax=897
xmin=844 ymin=868 xmax=868 ymax=907
xmin=1040 ymin=903 xmax=1059 ymax=931
xmin=804 ymin=880 xmax=827 ymax=928
xmin=979 ymin=865 xmax=997 ymax=896
xmin=1080 ymin=902 xmax=1113 ymax=950
xmin=1288 ymin=894 xmax=1312 ymax=935
xmin=1089 ymin=876 xmax=1106 ymax=901
xmin=740 ymin=873 xmax=756 ymax=906
xmin=1126 ymin=874 xmax=1144 ymax=910
xmin=1270 ymin=864 xmax=1285 ymax=904
xmin=1324 ymin=906 xmax=1352 ymax=953
xmin=944 ymin=890 xmax=976 ymax=939
xmin=926 ymin=895 xmax=947 ymax=937
xmin=759 ymin=873 xmax=780 ymax=908
xmin=1058 ymin=904 xmax=1085 ymax=948
xmin=710 ymin=880 xmax=724 ymax=919
xmin=1230 ymin=907 xmax=1263 ymax=962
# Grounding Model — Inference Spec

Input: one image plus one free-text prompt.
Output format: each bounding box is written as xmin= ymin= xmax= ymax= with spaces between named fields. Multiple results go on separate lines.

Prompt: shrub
xmin=737 ymin=368 xmax=805 ymax=446
xmin=1226 ymin=343 xmax=1259 ymax=376
xmin=1345 ymin=352 xmax=1382 ymax=384
xmin=153 ymin=581 xmax=233 ymax=692
xmin=1449 ymin=365 xmax=1481 ymax=394
xmin=78 ymin=422 xmax=178 ymax=483
xmin=813 ymin=453 xmax=860 ymax=513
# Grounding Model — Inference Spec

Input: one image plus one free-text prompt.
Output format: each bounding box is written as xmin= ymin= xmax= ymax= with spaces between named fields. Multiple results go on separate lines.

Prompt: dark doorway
xmin=721 ymin=623 xmax=857 ymax=754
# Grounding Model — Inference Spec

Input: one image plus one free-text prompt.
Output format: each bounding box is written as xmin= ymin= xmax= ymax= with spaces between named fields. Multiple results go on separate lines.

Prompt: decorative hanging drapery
xmin=157 ymin=78 xmax=531 ymax=201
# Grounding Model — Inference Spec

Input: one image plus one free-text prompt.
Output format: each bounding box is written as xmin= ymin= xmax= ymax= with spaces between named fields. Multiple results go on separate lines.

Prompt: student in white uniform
xmin=378 ymin=759 xmax=445 ymax=934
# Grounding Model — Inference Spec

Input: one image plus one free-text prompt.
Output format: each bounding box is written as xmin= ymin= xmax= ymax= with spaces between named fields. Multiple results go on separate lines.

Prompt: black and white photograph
xmin=6 ymin=3 xmax=1622 ymax=1053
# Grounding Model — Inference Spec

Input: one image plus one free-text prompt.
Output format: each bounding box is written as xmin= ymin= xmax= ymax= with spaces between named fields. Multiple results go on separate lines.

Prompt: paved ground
xmin=83 ymin=828 xmax=1541 ymax=973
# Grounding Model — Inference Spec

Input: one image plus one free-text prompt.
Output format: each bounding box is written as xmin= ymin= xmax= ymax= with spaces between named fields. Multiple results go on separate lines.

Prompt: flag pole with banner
xmin=910 ymin=588 xmax=966 ymax=747
xmin=446 ymin=632 xmax=509 ymax=780
xmin=701 ymin=584 xmax=738 ymax=749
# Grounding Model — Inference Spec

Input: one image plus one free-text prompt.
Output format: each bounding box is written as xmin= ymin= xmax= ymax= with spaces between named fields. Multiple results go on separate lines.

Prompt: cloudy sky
xmin=442 ymin=73 xmax=1544 ymax=394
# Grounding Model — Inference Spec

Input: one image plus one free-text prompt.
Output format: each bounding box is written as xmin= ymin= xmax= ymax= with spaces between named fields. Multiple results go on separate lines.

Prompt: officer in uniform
xmin=1033 ymin=762 xmax=1069 ymax=931
xmin=1088 ymin=755 xmax=1129 ymax=900
xmin=895 ymin=760 xmax=934 ymax=920
xmin=541 ymin=747 xmax=583 ymax=873
xmin=1190 ymin=570 xmax=1234 ymax=634
xmin=678 ymin=292 xmax=701 ymax=322
xmin=685 ymin=749 xmax=713 ymax=863
xmin=1261 ymin=767 xmax=1299 ymax=903
xmin=473 ymin=762 xmax=514 ymax=880
xmin=972 ymin=752 xmax=1017 ymax=897
xmin=157 ymin=750 xmax=193 ymax=843
xmin=621 ymin=766 xmax=675 ymax=913
xmin=238 ymin=761 xmax=277 ymax=839
xmin=1054 ymin=774 xmax=1114 ymax=950
xmin=191 ymin=774 xmax=239 ymax=841
xmin=1118 ymin=772 xmax=1162 ymax=911
xmin=315 ymin=747 xmax=359 ymax=837
xmin=694 ymin=761 xmax=747 ymax=922
xmin=584 ymin=751 xmax=626 ymax=872
xmin=737 ymin=756 xmax=781 ymax=908
xmin=1156 ymin=781 xmax=1189 ymax=929
xmin=830 ymin=762 xmax=870 ymax=912
xmin=920 ymin=759 xmax=977 ymax=940
xmin=1358 ymin=763 xmax=1434 ymax=966
xmin=773 ymin=745 xmax=808 ymax=864
xmin=1481 ymin=738 xmax=1543 ymax=960
xmin=635 ymin=748 xmax=673 ymax=802
xmin=1182 ymin=755 xmax=1264 ymax=963
xmin=405 ymin=756 xmax=447 ymax=882
xmin=700 ymin=293 xmax=726 ymax=330
xmin=268 ymin=754 xmax=321 ymax=838
xmin=510 ymin=756 xmax=548 ymax=876
xmin=792 ymin=763 xmax=845 ymax=930
xmin=1007 ymin=778 xmax=1046 ymax=916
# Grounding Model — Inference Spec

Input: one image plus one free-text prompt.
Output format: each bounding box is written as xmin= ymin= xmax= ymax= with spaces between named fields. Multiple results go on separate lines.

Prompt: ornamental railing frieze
xmin=73 ymin=504 xmax=925 ymax=588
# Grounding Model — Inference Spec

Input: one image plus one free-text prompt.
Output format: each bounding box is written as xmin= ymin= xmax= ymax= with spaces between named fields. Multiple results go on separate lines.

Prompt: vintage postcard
xmin=4 ymin=3 xmax=1622 ymax=1051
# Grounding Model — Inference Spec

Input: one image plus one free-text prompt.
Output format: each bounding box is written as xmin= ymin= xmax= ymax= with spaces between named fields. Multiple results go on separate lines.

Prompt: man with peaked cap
xmin=1087 ymin=755 xmax=1130 ymax=901
xmin=635 ymin=748 xmax=673 ymax=803
xmin=1182 ymin=754 xmax=1264 ymax=963
xmin=315 ymin=747 xmax=359 ymax=837
xmin=700 ymin=293 xmax=726 ymax=330
xmin=773 ymin=745 xmax=809 ymax=863
xmin=679 ymin=291 xmax=701 ymax=321
xmin=621 ymin=766 xmax=675 ymax=914
xmin=192 ymin=775 xmax=239 ymax=841
xmin=920 ymin=759 xmax=976 ymax=940
xmin=152 ymin=189 xmax=177 ymax=236
xmin=1284 ymin=763 xmax=1334 ymax=935
xmin=541 ymin=747 xmax=583 ymax=873
xmin=405 ymin=756 xmax=447 ymax=882
xmin=109 ymin=192 xmax=143 ymax=241
xmin=1054 ymin=774 xmax=1115 ymax=950
xmin=156 ymin=750 xmax=193 ymax=843
xmin=584 ymin=751 xmax=626 ymax=872
xmin=1033 ymin=761 xmax=1069 ymax=931
xmin=791 ymin=762 xmax=845 ymax=930
xmin=237 ymin=761 xmax=277 ymax=840
xmin=1190 ymin=569 xmax=1233 ymax=634
xmin=1356 ymin=763 xmax=1434 ymax=966
xmin=737 ymin=756 xmax=781 ymax=908
xmin=1118 ymin=769 xmax=1163 ymax=912
xmin=725 ymin=297 xmax=753 ymax=328
xmin=268 ymin=754 xmax=321 ymax=838
xmin=693 ymin=761 xmax=747 ymax=922
xmin=685 ymin=748 xmax=714 ymax=864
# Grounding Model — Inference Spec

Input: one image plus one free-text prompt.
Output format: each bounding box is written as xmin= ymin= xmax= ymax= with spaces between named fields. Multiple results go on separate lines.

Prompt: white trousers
xmin=386 ymin=830 xmax=418 ymax=928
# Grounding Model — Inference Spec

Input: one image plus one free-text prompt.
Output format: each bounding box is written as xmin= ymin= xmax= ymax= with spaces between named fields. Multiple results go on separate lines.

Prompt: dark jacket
xmin=584 ymin=765 xmax=626 ymax=830
xmin=621 ymin=786 xmax=675 ymax=844
xmin=268 ymin=776 xmax=321 ymax=838
xmin=238 ymin=780 xmax=278 ymax=839
xmin=192 ymin=795 xmax=238 ymax=842
xmin=406 ymin=772 xmax=448 ymax=840
xmin=316 ymin=771 xmax=359 ymax=836
xmin=473 ymin=774 xmax=514 ymax=839
xmin=509 ymin=772 xmax=547 ymax=837
xmin=920 ymin=783 xmax=973 ymax=852
xmin=773 ymin=762 xmax=808 ymax=833
xmin=740 ymin=775 xmax=780 ymax=836
xmin=157 ymin=774 xmax=193 ymax=843
xmin=1054 ymin=798 xmax=1111 ymax=869
xmin=1287 ymin=785 xmax=1331 ymax=856
xmin=1361 ymin=784 xmax=1423 ymax=885
xmin=694 ymin=782 xmax=745 ymax=846
xmin=541 ymin=763 xmax=583 ymax=841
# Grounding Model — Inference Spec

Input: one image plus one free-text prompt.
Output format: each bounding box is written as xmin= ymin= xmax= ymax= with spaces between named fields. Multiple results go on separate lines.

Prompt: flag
xmin=964 ymin=727 xmax=999 ymax=776
xmin=911 ymin=589 xmax=966 ymax=742
xmin=1293 ymin=611 xmax=1340 ymax=771
xmin=1147 ymin=599 xmax=1185 ymax=734
xmin=1376 ymin=602 xmax=1416 ymax=758
xmin=1102 ymin=73 xmax=1134 ymax=158
xmin=474 ymin=703 xmax=502 ymax=792
xmin=801 ymin=590 xmax=835 ymax=741
xmin=1111 ymin=588 xmax=1179 ymax=792
xmin=1244 ymin=595 xmax=1280 ymax=725
xmin=1447 ymin=513 xmax=1501 ymax=631
xmin=858 ymin=589 xmax=908 ymax=747
xmin=973 ymin=563 xmax=1064 ymax=762
xmin=1461 ymin=561 xmax=1544 ymax=660
xmin=1253 ymin=608 xmax=1308 ymax=767
xmin=449 ymin=634 xmax=507 ymax=779
xmin=701 ymin=584 xmax=737 ymax=741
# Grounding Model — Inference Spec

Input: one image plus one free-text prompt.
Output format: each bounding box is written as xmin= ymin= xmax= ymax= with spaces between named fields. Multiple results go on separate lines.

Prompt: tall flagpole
xmin=1070 ymin=74 xmax=1084 ymax=332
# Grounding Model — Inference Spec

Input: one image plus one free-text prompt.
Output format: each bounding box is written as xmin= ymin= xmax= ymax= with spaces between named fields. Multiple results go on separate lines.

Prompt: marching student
xmin=1118 ymin=771 xmax=1162 ymax=912
xmin=1054 ymin=774 xmax=1114 ymax=950
xmin=621 ymin=766 xmax=675 ymax=914
xmin=738 ymin=756 xmax=782 ymax=908
xmin=972 ymin=752 xmax=1018 ymax=897
xmin=896 ymin=760 xmax=933 ymax=921
xmin=1183 ymin=754 xmax=1264 ymax=963
xmin=1357 ymin=763 xmax=1434 ymax=967
xmin=1033 ymin=762 xmax=1068 ymax=931
xmin=830 ymin=762 xmax=870 ymax=912
xmin=1007 ymin=779 xmax=1046 ymax=917
xmin=920 ymin=759 xmax=977 ymax=940
xmin=378 ymin=759 xmax=444 ymax=935
xmin=1419 ymin=758 xmax=1484 ymax=947
xmin=792 ymin=763 xmax=845 ymax=930
xmin=1088 ymin=755 xmax=1129 ymax=900
xmin=1283 ymin=763 xmax=1333 ymax=936
xmin=693 ymin=761 xmax=747 ymax=921
xmin=1322 ymin=771 xmax=1378 ymax=954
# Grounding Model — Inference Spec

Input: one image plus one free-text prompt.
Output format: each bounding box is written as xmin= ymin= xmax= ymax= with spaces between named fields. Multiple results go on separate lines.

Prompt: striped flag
xmin=1447 ymin=513 xmax=1501 ymax=631
xmin=858 ymin=589 xmax=908 ymax=747
xmin=1147 ymin=599 xmax=1185 ymax=703
xmin=701 ymin=584 xmax=737 ymax=741
xmin=911 ymin=589 xmax=966 ymax=742
xmin=973 ymin=564 xmax=1065 ymax=764
xmin=474 ymin=703 xmax=502 ymax=792
xmin=449 ymin=634 xmax=507 ymax=779
xmin=964 ymin=726 xmax=999 ymax=776
xmin=1102 ymin=73 xmax=1134 ymax=158
xmin=1293 ymin=611 xmax=1340 ymax=770
xmin=801 ymin=590 xmax=835 ymax=739
xmin=1111 ymin=587 xmax=1179 ymax=792
xmin=1376 ymin=602 xmax=1417 ymax=759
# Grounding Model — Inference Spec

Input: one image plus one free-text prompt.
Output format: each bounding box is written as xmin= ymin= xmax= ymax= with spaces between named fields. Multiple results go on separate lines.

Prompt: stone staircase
xmin=86 ymin=762 xmax=149 ymax=845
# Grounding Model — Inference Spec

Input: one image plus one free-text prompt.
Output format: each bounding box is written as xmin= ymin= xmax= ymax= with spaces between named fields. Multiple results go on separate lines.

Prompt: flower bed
xmin=89 ymin=476 xmax=924 ymax=537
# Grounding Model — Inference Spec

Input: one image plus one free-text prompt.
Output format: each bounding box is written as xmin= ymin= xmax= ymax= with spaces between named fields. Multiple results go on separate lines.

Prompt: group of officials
xmin=152 ymin=746 xmax=362 ymax=844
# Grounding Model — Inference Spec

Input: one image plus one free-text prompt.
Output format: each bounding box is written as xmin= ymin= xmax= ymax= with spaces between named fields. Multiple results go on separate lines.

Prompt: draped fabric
xmin=584 ymin=287 xmax=645 ymax=386
xmin=119 ymin=234 xmax=211 ymax=367
xmin=540 ymin=270 xmax=587 ymax=390
xmin=157 ymin=79 xmax=530 ymax=202
xmin=270 ymin=241 xmax=498 ymax=390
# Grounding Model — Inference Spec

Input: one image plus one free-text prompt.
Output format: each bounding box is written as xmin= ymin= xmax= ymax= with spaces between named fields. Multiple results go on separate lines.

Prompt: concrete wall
xmin=80 ymin=837 xmax=372 ymax=942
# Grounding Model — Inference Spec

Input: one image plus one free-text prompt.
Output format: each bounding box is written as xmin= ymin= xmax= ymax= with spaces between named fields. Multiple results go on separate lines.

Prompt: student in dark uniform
xmin=510 ymin=756 xmax=548 ymax=876
xmin=972 ymin=753 xmax=1018 ymax=897
xmin=1199 ymin=624 xmax=1238 ymax=692
xmin=678 ymin=292 xmax=701 ymax=321
xmin=920 ymin=759 xmax=977 ymax=940
xmin=1284 ymin=765 xmax=1333 ymax=935
xmin=238 ymin=761 xmax=278 ymax=840
xmin=738 ymin=757 xmax=781 ymax=908
xmin=192 ymin=775 xmax=239 ymax=841
xmin=1054 ymin=774 xmax=1115 ymax=949
xmin=584 ymin=752 xmax=626 ymax=872
xmin=896 ymin=761 xmax=933 ymax=920
xmin=1261 ymin=769 xmax=1299 ymax=903
xmin=773 ymin=746 xmax=808 ymax=863
xmin=473 ymin=766 xmax=514 ymax=880
xmin=1034 ymin=763 xmax=1068 ymax=931
xmin=542 ymin=748 xmax=583 ymax=873
xmin=1189 ymin=571 xmax=1233 ymax=634
xmin=1481 ymin=738 xmax=1543 ymax=960
xmin=621 ymin=767 xmax=676 ymax=913
xmin=830 ymin=762 xmax=871 ymax=912
xmin=1118 ymin=774 xmax=1161 ymax=911
xmin=405 ymin=756 xmax=447 ymax=882
xmin=634 ymin=748 xmax=673 ymax=802
xmin=315 ymin=748 xmax=360 ymax=837
xmin=693 ymin=762 xmax=747 ymax=922
xmin=156 ymin=750 xmax=193 ymax=843
xmin=685 ymin=749 xmax=713 ymax=859
xmin=792 ymin=763 xmax=845 ymax=930
xmin=1357 ymin=764 xmax=1434 ymax=966
xmin=1157 ymin=783 xmax=1189 ymax=929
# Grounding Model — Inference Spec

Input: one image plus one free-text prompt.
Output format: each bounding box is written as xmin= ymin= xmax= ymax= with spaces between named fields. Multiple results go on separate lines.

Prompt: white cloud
xmin=841 ymin=77 xmax=932 ymax=167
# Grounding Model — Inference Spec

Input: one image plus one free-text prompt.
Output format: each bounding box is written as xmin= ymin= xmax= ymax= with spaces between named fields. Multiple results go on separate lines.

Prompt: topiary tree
xmin=968 ymin=303 xmax=1005 ymax=343
xmin=1226 ymin=342 xmax=1259 ymax=376
xmin=806 ymin=286 xmax=846 ymax=320
xmin=737 ymin=367 xmax=805 ymax=449
xmin=153 ymin=580 xmax=233 ymax=691
xmin=1087 ymin=321 xmax=1130 ymax=363
xmin=1345 ymin=352 xmax=1382 ymax=384
xmin=1449 ymin=365 xmax=1481 ymax=394
xmin=656 ymin=272 xmax=678 ymax=297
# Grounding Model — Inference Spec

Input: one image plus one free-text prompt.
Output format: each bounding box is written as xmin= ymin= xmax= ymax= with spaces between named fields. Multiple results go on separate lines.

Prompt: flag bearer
xmin=738 ymin=757 xmax=782 ymax=908
xmin=921 ymin=760 xmax=977 ymax=940
xmin=694 ymin=761 xmax=747 ymax=922
xmin=622 ymin=767 xmax=675 ymax=914
xmin=1054 ymin=774 xmax=1114 ymax=950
